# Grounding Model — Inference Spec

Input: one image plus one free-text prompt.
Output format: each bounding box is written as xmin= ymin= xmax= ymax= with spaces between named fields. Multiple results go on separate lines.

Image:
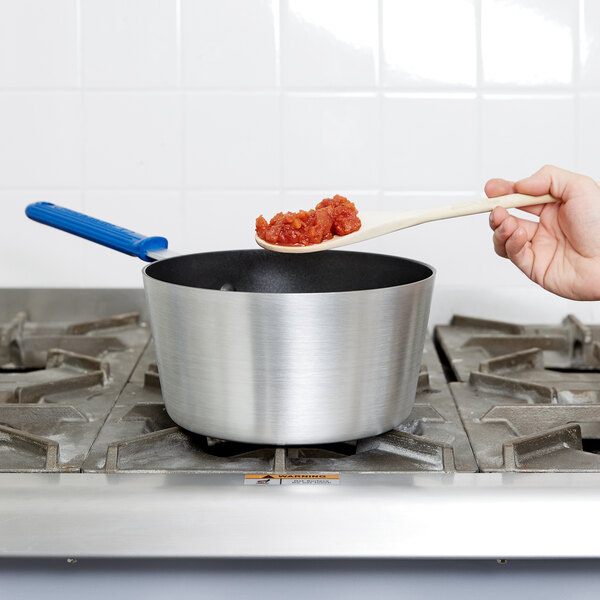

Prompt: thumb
xmin=515 ymin=164 xmax=596 ymax=201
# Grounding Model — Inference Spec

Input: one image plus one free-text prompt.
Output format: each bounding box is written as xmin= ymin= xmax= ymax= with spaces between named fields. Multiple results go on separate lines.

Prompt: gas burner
xmin=0 ymin=311 xmax=140 ymax=370
xmin=99 ymin=426 xmax=458 ymax=474
xmin=436 ymin=315 xmax=600 ymax=472
xmin=83 ymin=340 xmax=477 ymax=474
xmin=0 ymin=307 xmax=150 ymax=472
xmin=436 ymin=314 xmax=600 ymax=382
xmin=16 ymin=290 xmax=600 ymax=475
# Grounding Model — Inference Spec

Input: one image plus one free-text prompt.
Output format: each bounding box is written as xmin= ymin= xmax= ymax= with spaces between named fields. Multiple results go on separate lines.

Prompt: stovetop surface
xmin=2 ymin=290 xmax=600 ymax=474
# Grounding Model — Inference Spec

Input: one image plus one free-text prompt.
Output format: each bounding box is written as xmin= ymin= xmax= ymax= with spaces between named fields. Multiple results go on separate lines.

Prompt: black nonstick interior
xmin=144 ymin=249 xmax=434 ymax=294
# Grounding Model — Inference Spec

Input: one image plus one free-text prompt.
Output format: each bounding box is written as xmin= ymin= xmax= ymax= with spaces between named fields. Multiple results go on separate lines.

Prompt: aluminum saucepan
xmin=25 ymin=202 xmax=435 ymax=445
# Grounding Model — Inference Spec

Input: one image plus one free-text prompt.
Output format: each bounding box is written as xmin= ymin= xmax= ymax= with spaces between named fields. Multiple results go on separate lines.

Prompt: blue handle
xmin=25 ymin=202 xmax=168 ymax=262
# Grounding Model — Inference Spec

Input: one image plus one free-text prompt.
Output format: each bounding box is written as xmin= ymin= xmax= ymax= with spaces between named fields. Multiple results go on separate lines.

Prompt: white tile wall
xmin=281 ymin=0 xmax=378 ymax=89
xmin=82 ymin=0 xmax=178 ymax=89
xmin=481 ymin=0 xmax=577 ymax=87
xmin=382 ymin=95 xmax=478 ymax=189
xmin=184 ymin=93 xmax=280 ymax=188
xmin=382 ymin=0 xmax=477 ymax=89
xmin=0 ymin=0 xmax=78 ymax=89
xmin=0 ymin=0 xmax=598 ymax=322
xmin=0 ymin=191 xmax=84 ymax=287
xmin=181 ymin=0 xmax=277 ymax=89
xmin=481 ymin=95 xmax=577 ymax=181
xmin=184 ymin=191 xmax=282 ymax=252
xmin=579 ymin=95 xmax=600 ymax=177
xmin=582 ymin=0 xmax=600 ymax=89
xmin=283 ymin=93 xmax=379 ymax=189
xmin=83 ymin=92 xmax=182 ymax=187
xmin=0 ymin=93 xmax=82 ymax=187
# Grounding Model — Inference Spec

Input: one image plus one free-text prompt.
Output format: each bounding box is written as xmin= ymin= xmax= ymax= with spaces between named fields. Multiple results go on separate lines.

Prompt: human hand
xmin=487 ymin=165 xmax=600 ymax=300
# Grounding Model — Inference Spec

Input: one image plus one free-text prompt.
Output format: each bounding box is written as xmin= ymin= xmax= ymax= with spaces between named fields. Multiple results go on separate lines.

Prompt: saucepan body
xmin=143 ymin=249 xmax=435 ymax=445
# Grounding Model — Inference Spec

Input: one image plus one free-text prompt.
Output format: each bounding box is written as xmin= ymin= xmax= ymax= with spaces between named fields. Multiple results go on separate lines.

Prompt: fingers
xmin=514 ymin=164 xmax=574 ymax=198
xmin=485 ymin=178 xmax=516 ymax=198
xmin=503 ymin=227 xmax=534 ymax=278
xmin=484 ymin=177 xmax=548 ymax=218
xmin=491 ymin=165 xmax=597 ymax=218
xmin=491 ymin=210 xmax=518 ymax=258
xmin=489 ymin=205 xmax=508 ymax=231
xmin=486 ymin=165 xmax=599 ymax=289
xmin=489 ymin=207 xmax=538 ymax=236
xmin=490 ymin=207 xmax=539 ymax=268
xmin=514 ymin=164 xmax=599 ymax=204
xmin=493 ymin=216 xmax=535 ymax=276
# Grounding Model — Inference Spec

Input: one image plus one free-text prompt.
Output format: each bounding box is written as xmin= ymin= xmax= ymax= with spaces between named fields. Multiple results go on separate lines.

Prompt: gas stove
xmin=1 ymin=289 xmax=600 ymax=559
xmin=436 ymin=315 xmax=600 ymax=472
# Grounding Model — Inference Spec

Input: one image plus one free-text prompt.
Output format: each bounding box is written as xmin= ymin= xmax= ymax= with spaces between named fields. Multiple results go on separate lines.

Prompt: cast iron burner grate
xmin=0 ymin=292 xmax=478 ymax=474
xmin=0 ymin=311 xmax=141 ymax=371
xmin=82 ymin=338 xmax=477 ymax=474
xmin=203 ymin=439 xmax=357 ymax=459
xmin=18 ymin=291 xmax=600 ymax=474
xmin=436 ymin=314 xmax=600 ymax=472
xmin=0 ymin=309 xmax=150 ymax=472
xmin=582 ymin=438 xmax=600 ymax=454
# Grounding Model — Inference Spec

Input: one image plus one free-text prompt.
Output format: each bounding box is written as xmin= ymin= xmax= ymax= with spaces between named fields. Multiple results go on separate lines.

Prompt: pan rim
xmin=142 ymin=248 xmax=436 ymax=296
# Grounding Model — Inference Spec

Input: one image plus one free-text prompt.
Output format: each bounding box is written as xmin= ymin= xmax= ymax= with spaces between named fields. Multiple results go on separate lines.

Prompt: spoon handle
xmin=406 ymin=193 xmax=557 ymax=227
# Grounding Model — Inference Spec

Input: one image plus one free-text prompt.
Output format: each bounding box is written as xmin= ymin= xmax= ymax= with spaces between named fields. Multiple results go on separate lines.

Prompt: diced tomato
xmin=255 ymin=195 xmax=361 ymax=247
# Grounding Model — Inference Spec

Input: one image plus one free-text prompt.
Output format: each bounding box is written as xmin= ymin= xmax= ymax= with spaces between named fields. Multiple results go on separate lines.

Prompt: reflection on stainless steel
xmin=3 ymin=472 xmax=600 ymax=558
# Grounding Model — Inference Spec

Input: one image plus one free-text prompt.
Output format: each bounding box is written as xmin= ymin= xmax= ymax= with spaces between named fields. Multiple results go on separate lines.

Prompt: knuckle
xmin=539 ymin=163 xmax=556 ymax=173
xmin=505 ymin=237 xmax=521 ymax=257
xmin=581 ymin=174 xmax=599 ymax=188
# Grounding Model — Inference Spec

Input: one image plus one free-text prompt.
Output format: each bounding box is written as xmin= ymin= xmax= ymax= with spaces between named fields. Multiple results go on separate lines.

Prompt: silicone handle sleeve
xmin=25 ymin=202 xmax=169 ymax=262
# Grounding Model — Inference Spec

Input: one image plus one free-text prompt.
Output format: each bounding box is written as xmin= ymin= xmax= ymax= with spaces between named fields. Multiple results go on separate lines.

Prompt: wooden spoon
xmin=255 ymin=193 xmax=558 ymax=253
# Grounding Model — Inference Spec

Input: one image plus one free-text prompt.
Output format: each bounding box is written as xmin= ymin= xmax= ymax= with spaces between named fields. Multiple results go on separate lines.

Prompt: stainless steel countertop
xmin=2 ymin=472 xmax=599 ymax=559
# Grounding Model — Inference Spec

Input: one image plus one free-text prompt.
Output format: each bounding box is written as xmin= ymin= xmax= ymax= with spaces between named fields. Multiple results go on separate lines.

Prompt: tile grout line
xmin=76 ymin=0 xmax=85 ymax=215
xmin=575 ymin=0 xmax=583 ymax=171
xmin=175 ymin=0 xmax=183 ymax=90
xmin=275 ymin=0 xmax=284 ymax=195
xmin=0 ymin=87 xmax=597 ymax=96
xmin=377 ymin=0 xmax=384 ymax=207
xmin=75 ymin=0 xmax=86 ymax=286
xmin=176 ymin=0 xmax=186 ymax=223
xmin=0 ymin=187 xmax=483 ymax=196
xmin=475 ymin=0 xmax=484 ymax=189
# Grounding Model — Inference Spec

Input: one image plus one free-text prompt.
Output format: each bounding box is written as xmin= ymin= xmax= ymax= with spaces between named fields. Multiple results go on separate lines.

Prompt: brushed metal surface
xmin=143 ymin=252 xmax=434 ymax=444
xmin=2 ymin=472 xmax=600 ymax=558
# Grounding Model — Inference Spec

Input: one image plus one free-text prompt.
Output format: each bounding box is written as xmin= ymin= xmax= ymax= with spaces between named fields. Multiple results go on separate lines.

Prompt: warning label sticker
xmin=244 ymin=474 xmax=340 ymax=486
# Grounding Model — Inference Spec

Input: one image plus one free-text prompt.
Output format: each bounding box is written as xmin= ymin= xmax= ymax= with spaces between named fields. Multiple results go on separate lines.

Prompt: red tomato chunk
xmin=255 ymin=195 xmax=361 ymax=246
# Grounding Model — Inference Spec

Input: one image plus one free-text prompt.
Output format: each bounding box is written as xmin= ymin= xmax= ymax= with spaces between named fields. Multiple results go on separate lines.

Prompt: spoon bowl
xmin=255 ymin=192 xmax=558 ymax=253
